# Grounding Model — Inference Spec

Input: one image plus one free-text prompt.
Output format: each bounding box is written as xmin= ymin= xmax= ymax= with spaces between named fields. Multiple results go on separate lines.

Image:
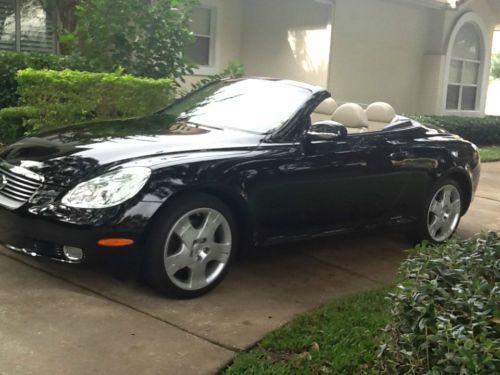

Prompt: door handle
xmin=390 ymin=151 xmax=409 ymax=161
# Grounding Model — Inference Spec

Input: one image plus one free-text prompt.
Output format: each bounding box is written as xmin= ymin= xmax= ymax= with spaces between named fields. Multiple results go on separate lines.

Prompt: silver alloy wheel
xmin=427 ymin=184 xmax=462 ymax=242
xmin=163 ymin=208 xmax=232 ymax=291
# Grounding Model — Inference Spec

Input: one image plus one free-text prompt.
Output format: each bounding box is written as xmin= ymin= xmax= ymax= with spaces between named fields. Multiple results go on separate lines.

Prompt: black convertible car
xmin=0 ymin=78 xmax=480 ymax=298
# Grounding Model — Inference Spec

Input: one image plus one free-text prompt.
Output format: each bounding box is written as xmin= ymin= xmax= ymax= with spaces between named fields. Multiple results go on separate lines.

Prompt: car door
xmin=245 ymin=130 xmax=411 ymax=241
xmin=297 ymin=132 xmax=410 ymax=226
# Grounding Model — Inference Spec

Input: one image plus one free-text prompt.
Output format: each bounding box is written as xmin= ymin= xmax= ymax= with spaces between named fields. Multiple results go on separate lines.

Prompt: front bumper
xmin=0 ymin=201 xmax=162 ymax=263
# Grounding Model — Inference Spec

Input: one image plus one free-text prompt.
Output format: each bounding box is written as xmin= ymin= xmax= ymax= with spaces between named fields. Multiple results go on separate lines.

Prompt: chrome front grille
xmin=0 ymin=162 xmax=44 ymax=209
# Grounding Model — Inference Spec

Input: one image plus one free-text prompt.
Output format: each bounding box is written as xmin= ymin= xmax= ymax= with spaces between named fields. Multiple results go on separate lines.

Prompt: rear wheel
xmin=145 ymin=193 xmax=237 ymax=298
xmin=415 ymin=179 xmax=463 ymax=244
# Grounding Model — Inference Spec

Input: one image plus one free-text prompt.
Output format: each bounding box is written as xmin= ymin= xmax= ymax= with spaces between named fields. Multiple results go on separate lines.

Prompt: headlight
xmin=61 ymin=167 xmax=151 ymax=209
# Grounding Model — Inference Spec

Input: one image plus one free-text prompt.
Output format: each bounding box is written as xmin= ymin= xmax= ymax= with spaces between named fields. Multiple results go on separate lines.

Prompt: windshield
xmin=162 ymin=79 xmax=312 ymax=134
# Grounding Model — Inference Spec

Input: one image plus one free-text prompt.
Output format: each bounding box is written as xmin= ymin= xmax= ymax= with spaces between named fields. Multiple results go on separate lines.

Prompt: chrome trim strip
xmin=0 ymin=160 xmax=44 ymax=209
xmin=0 ymin=161 xmax=45 ymax=183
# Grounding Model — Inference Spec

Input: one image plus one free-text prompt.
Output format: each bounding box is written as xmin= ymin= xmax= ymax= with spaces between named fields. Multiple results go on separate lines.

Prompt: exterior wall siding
xmin=328 ymin=0 xmax=434 ymax=114
xmin=240 ymin=0 xmax=334 ymax=87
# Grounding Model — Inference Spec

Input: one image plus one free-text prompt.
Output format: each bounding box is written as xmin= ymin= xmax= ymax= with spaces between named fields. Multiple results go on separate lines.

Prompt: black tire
xmin=144 ymin=193 xmax=238 ymax=299
xmin=413 ymin=178 xmax=464 ymax=245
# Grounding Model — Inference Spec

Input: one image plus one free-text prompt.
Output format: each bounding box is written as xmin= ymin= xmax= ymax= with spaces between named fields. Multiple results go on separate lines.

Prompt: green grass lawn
xmin=222 ymin=287 xmax=392 ymax=375
xmin=479 ymin=146 xmax=500 ymax=162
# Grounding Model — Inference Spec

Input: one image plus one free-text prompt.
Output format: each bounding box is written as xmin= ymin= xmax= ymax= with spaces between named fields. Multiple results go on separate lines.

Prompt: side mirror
xmin=307 ymin=121 xmax=347 ymax=141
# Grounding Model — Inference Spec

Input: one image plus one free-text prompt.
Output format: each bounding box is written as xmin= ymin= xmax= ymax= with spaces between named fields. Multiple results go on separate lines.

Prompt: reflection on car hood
xmin=0 ymin=114 xmax=262 ymax=186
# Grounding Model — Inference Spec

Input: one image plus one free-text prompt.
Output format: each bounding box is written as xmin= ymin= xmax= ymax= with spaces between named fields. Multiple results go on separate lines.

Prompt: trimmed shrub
xmin=412 ymin=115 xmax=500 ymax=146
xmin=0 ymin=51 xmax=95 ymax=109
xmin=0 ymin=106 xmax=40 ymax=144
xmin=14 ymin=68 xmax=175 ymax=132
xmin=378 ymin=233 xmax=500 ymax=374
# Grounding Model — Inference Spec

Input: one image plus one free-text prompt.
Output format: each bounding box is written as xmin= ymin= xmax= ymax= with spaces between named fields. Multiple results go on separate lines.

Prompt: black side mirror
xmin=307 ymin=121 xmax=347 ymax=141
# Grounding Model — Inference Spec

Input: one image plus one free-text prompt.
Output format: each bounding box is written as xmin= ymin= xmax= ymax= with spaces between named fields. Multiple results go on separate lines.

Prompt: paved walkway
xmin=0 ymin=162 xmax=499 ymax=375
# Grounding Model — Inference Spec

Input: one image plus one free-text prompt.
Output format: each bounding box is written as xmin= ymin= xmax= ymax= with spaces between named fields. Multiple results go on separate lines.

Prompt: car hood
xmin=0 ymin=114 xmax=263 ymax=186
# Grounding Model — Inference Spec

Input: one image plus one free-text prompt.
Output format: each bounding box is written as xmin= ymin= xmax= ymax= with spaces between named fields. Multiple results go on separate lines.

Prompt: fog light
xmin=63 ymin=246 xmax=84 ymax=262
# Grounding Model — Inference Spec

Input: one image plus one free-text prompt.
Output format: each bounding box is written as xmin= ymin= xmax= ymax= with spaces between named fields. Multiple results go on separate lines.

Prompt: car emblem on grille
xmin=0 ymin=174 xmax=7 ymax=190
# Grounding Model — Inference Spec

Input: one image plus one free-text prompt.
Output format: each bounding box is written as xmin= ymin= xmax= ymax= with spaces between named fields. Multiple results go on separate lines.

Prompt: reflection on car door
xmin=246 ymin=133 xmax=412 ymax=241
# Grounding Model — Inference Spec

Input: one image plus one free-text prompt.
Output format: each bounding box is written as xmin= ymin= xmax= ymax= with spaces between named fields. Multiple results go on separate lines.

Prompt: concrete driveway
xmin=1 ymin=162 xmax=499 ymax=375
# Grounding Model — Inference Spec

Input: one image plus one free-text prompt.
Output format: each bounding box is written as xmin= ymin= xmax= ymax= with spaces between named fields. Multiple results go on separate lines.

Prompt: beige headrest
xmin=315 ymin=98 xmax=338 ymax=115
xmin=332 ymin=103 xmax=369 ymax=128
xmin=366 ymin=102 xmax=396 ymax=123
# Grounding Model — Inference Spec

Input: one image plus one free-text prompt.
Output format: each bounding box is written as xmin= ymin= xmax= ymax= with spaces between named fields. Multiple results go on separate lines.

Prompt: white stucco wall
xmin=328 ymin=0 xmax=434 ymax=114
xmin=182 ymin=0 xmax=499 ymax=117
xmin=239 ymin=0 xmax=334 ymax=87
xmin=436 ymin=0 xmax=497 ymax=116
xmin=328 ymin=0 xmax=498 ymax=115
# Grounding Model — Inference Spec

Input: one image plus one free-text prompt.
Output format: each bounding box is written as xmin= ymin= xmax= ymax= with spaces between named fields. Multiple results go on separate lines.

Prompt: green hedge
xmin=0 ymin=51 xmax=95 ymax=109
xmin=412 ymin=115 xmax=500 ymax=146
xmin=379 ymin=233 xmax=500 ymax=374
xmin=0 ymin=69 xmax=175 ymax=144
xmin=0 ymin=106 xmax=40 ymax=143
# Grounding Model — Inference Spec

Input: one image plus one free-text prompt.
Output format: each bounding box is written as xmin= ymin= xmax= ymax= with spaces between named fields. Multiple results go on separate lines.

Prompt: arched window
xmin=445 ymin=17 xmax=486 ymax=112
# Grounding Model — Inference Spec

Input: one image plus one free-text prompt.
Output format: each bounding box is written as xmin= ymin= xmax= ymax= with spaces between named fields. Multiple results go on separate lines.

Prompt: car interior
xmin=311 ymin=98 xmax=401 ymax=134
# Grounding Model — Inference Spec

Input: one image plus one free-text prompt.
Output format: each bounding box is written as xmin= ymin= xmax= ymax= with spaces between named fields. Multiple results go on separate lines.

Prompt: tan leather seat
xmin=311 ymin=98 xmax=338 ymax=124
xmin=331 ymin=103 xmax=369 ymax=133
xmin=366 ymin=102 xmax=396 ymax=132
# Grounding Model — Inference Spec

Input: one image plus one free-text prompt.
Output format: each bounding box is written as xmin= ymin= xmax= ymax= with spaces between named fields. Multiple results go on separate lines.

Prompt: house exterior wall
xmin=239 ymin=0 xmax=334 ymax=87
xmin=437 ymin=0 xmax=496 ymax=116
xmin=328 ymin=0 xmax=435 ymax=114
xmin=328 ymin=0 xmax=498 ymax=116
xmin=182 ymin=0 xmax=499 ymax=116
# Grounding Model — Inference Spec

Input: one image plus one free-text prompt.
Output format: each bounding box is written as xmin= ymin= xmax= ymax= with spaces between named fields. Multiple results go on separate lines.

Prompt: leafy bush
xmin=0 ymin=68 xmax=175 ymax=140
xmin=0 ymin=106 xmax=40 ymax=144
xmin=179 ymin=60 xmax=245 ymax=96
xmin=69 ymin=0 xmax=197 ymax=79
xmin=378 ymin=233 xmax=500 ymax=374
xmin=0 ymin=51 xmax=94 ymax=109
xmin=492 ymin=53 xmax=500 ymax=81
xmin=412 ymin=115 xmax=500 ymax=146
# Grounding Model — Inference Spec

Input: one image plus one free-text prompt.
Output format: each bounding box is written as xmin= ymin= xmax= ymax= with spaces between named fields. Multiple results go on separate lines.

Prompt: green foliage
xmin=0 ymin=51 xmax=94 ymax=109
xmin=479 ymin=146 xmax=500 ymax=162
xmin=1 ymin=68 xmax=175 ymax=138
xmin=378 ymin=233 xmax=500 ymax=374
xmin=0 ymin=106 xmax=40 ymax=144
xmin=71 ymin=0 xmax=198 ymax=79
xmin=180 ymin=60 xmax=246 ymax=96
xmin=223 ymin=287 xmax=392 ymax=374
xmin=412 ymin=115 xmax=500 ymax=146
xmin=491 ymin=53 xmax=500 ymax=81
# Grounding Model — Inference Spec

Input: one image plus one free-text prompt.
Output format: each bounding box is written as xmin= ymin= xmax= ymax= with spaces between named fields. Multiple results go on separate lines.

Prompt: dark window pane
xmin=446 ymin=85 xmax=460 ymax=110
xmin=185 ymin=36 xmax=210 ymax=66
xmin=19 ymin=0 xmax=55 ymax=53
xmin=461 ymin=86 xmax=477 ymax=110
xmin=192 ymin=7 xmax=211 ymax=36
xmin=0 ymin=0 xmax=16 ymax=51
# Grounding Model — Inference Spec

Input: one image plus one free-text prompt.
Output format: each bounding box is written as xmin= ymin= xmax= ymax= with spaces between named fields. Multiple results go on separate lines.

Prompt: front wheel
xmin=415 ymin=179 xmax=463 ymax=244
xmin=145 ymin=193 xmax=237 ymax=298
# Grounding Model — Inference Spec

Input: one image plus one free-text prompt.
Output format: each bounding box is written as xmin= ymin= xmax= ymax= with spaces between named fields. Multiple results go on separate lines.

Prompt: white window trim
xmin=191 ymin=3 xmax=219 ymax=76
xmin=441 ymin=12 xmax=489 ymax=116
